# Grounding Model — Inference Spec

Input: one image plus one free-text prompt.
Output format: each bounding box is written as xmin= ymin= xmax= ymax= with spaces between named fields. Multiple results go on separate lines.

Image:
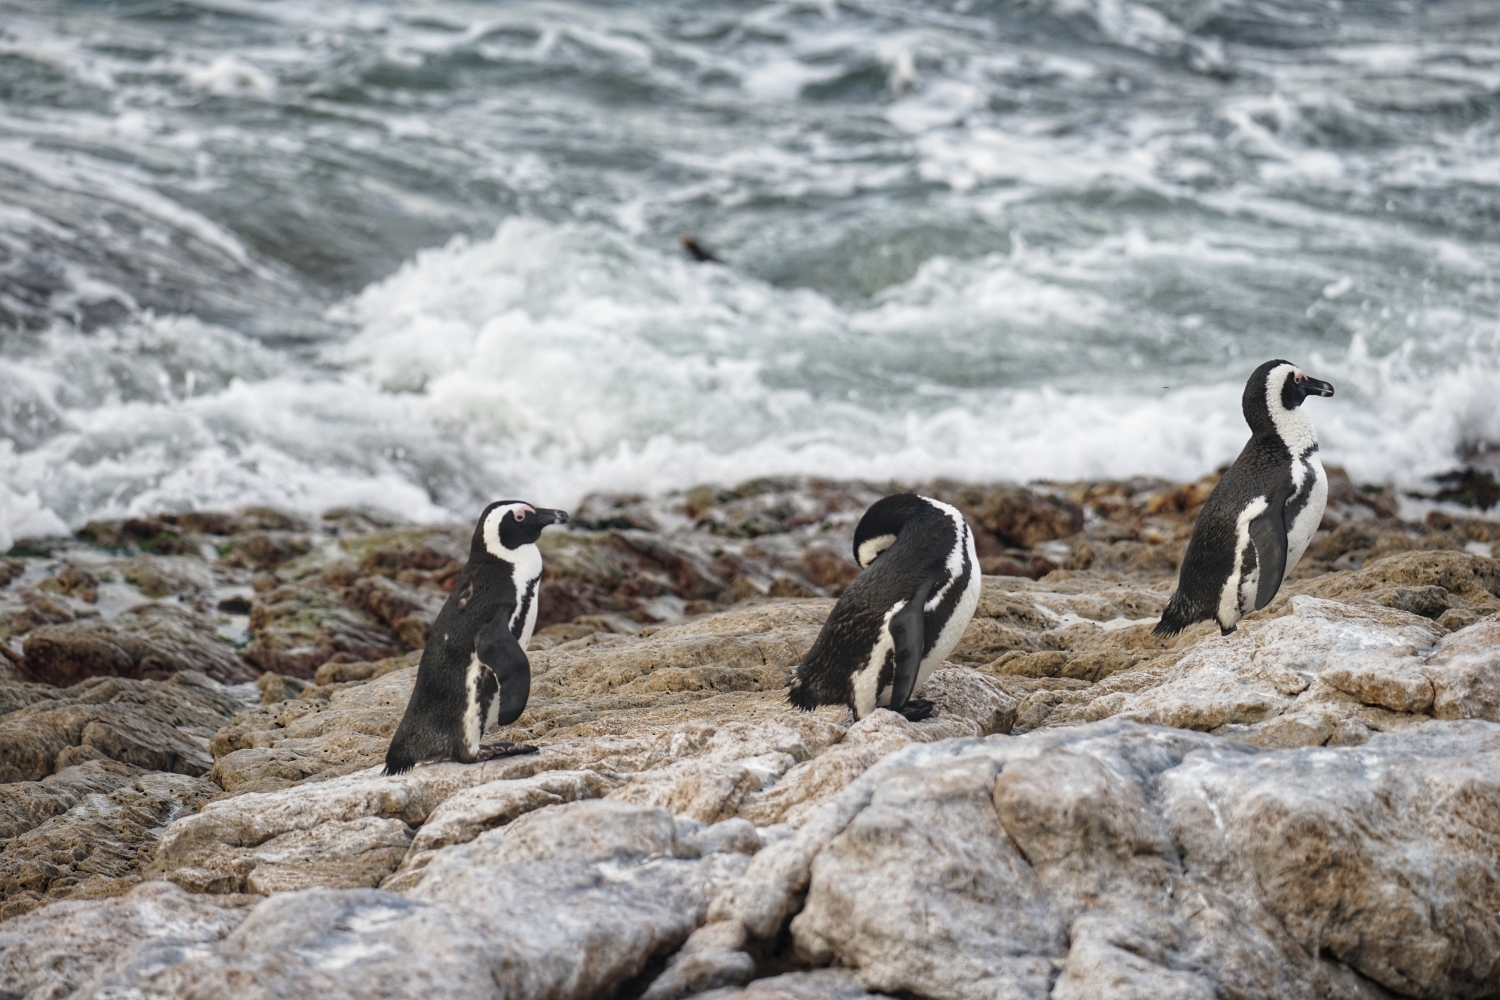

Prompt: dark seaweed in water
xmin=1 ymin=0 xmax=1500 ymax=529
xmin=1432 ymin=469 xmax=1500 ymax=511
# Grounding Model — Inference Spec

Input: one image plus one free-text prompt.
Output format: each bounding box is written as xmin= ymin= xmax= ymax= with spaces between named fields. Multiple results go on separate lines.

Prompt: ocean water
xmin=3 ymin=0 xmax=1500 ymax=544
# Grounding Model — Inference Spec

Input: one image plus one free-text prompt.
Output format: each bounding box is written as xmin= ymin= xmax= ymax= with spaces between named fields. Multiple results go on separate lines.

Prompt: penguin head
xmin=474 ymin=501 xmax=569 ymax=559
xmin=1244 ymin=360 xmax=1334 ymax=435
xmin=852 ymin=493 xmax=948 ymax=569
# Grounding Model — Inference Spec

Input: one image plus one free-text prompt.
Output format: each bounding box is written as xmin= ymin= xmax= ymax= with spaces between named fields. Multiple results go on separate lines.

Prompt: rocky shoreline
xmin=2 ymin=474 xmax=1499 ymax=999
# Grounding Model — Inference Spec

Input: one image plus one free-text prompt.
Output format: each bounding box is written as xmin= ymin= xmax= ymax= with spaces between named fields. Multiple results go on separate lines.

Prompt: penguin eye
xmin=1294 ymin=372 xmax=1305 ymax=383
xmin=513 ymin=509 xmax=526 ymax=522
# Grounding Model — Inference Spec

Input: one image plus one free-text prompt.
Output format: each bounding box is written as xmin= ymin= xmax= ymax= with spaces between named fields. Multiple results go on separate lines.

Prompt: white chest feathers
xmin=482 ymin=541 xmax=543 ymax=648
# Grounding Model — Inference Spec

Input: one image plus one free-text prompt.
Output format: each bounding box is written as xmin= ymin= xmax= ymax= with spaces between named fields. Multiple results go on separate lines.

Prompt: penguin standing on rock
xmin=789 ymin=494 xmax=980 ymax=721
xmin=384 ymin=501 xmax=568 ymax=775
xmin=1155 ymin=360 xmax=1335 ymax=637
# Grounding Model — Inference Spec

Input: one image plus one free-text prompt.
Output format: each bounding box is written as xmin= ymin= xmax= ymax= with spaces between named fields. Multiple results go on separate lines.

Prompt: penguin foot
xmin=896 ymin=698 xmax=934 ymax=723
xmin=474 ymin=742 xmax=539 ymax=761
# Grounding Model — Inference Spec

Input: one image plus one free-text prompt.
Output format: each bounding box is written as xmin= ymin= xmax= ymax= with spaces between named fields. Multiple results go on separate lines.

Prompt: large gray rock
xmin=779 ymin=719 xmax=1500 ymax=1000
xmin=55 ymin=801 xmax=753 ymax=1000
xmin=0 ymin=881 xmax=251 ymax=1000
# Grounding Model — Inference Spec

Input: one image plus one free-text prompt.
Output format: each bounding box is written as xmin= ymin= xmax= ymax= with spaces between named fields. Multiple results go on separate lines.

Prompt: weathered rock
xmin=0 ymin=758 xmax=145 ymax=840
xmin=0 ymin=881 xmax=251 ymax=999
xmin=780 ymin=720 xmax=1500 ymax=1000
xmin=0 ymin=672 xmax=249 ymax=784
xmin=1023 ymin=597 xmax=1500 ymax=748
xmin=114 ymin=554 xmax=216 ymax=599
xmin=386 ymin=769 xmax=616 ymax=889
xmin=209 ymin=659 xmax=417 ymax=793
xmin=21 ymin=603 xmax=255 ymax=686
xmin=244 ymin=583 xmax=403 ymax=678
xmin=1424 ymin=616 xmax=1500 ymax=721
xmin=695 ymin=970 xmax=880 ymax=1000
xmin=0 ymin=770 xmax=217 ymax=919
xmin=346 ymin=574 xmax=446 ymax=647
xmin=6 ymin=485 xmax=1500 ymax=998
xmin=928 ymin=482 xmax=1085 ymax=549
xmin=1288 ymin=549 xmax=1500 ymax=619
xmin=99 ymin=801 xmax=754 ymax=1000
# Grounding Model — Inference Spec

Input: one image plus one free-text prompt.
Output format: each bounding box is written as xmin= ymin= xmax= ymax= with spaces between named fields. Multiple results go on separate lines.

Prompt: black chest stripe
xmin=1283 ymin=444 xmax=1319 ymax=528
xmin=924 ymin=527 xmax=972 ymax=658
xmin=510 ymin=575 xmax=538 ymax=640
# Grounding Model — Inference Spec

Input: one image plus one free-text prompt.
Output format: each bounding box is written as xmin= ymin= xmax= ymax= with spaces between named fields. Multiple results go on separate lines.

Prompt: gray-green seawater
xmin=2 ymin=0 xmax=1499 ymax=543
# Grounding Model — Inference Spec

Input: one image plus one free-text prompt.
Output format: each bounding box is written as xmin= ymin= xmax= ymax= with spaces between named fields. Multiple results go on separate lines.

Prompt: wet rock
xmin=21 ymin=603 xmax=255 ymax=686
xmin=76 ymin=519 xmax=199 ymax=556
xmin=220 ymin=531 xmax=314 ymax=571
xmin=0 ymin=557 xmax=25 ymax=588
xmin=244 ymin=583 xmax=403 ymax=678
xmin=1429 ymin=467 xmax=1500 ymax=511
xmin=346 ymin=574 xmax=446 ymax=648
xmin=343 ymin=525 xmax=467 ymax=579
xmin=34 ymin=564 xmax=100 ymax=603
xmin=0 ymin=588 xmax=76 ymax=639
xmin=929 ymin=482 xmax=1085 ymax=549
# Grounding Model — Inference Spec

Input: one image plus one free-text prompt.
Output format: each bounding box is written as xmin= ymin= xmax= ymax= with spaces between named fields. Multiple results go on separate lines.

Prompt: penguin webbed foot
xmin=474 ymin=742 xmax=540 ymax=762
xmin=896 ymin=698 xmax=934 ymax=722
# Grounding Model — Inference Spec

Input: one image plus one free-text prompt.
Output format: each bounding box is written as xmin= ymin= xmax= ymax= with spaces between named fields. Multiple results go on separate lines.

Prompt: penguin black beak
xmin=532 ymin=508 xmax=569 ymax=526
xmin=1300 ymin=376 xmax=1335 ymax=398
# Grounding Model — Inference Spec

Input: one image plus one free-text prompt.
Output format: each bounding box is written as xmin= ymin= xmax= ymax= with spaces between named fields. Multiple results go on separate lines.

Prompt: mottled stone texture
xmin=2 ymin=481 xmax=1500 ymax=999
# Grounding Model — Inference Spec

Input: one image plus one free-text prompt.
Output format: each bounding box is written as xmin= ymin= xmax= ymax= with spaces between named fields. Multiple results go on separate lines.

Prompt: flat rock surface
xmin=2 ymin=477 xmax=1499 ymax=998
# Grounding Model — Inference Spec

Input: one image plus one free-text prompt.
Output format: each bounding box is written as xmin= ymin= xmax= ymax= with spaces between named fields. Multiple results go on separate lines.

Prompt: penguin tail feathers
xmin=1153 ymin=592 xmax=1197 ymax=637
xmin=383 ymin=741 xmax=416 ymax=776
xmin=787 ymin=666 xmax=818 ymax=712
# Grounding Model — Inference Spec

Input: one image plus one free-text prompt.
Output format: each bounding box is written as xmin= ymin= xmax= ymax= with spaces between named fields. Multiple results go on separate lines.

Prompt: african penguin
xmin=1155 ymin=360 xmax=1334 ymax=637
xmin=384 ymin=500 xmax=568 ymax=775
xmin=788 ymin=493 xmax=980 ymax=721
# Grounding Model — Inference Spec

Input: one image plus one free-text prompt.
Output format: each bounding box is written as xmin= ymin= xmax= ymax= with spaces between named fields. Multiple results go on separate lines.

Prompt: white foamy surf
xmin=2 ymin=0 xmax=1499 ymax=541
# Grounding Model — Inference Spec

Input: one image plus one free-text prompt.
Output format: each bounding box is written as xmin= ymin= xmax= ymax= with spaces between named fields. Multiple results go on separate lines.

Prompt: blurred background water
xmin=2 ymin=0 xmax=1499 ymax=540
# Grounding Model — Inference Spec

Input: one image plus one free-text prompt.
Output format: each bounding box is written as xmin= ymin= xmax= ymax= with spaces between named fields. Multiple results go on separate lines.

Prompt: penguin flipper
xmin=475 ymin=615 xmax=531 ymax=727
xmin=888 ymin=577 xmax=936 ymax=712
xmin=1248 ymin=495 xmax=1289 ymax=611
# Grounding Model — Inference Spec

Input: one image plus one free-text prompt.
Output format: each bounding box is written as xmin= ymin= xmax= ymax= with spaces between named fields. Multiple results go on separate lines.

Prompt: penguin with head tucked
xmin=384 ymin=500 xmax=568 ymax=775
xmin=789 ymin=493 xmax=980 ymax=721
xmin=1155 ymin=360 xmax=1335 ymax=638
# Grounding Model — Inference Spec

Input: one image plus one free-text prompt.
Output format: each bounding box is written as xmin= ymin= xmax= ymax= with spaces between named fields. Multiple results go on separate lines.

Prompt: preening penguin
xmin=384 ymin=500 xmax=568 ymax=775
xmin=1155 ymin=360 xmax=1334 ymax=637
xmin=789 ymin=494 xmax=980 ymax=721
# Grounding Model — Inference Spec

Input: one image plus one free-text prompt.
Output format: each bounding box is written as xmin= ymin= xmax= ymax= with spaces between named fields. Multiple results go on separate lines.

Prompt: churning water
xmin=3 ymin=0 xmax=1500 ymax=543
